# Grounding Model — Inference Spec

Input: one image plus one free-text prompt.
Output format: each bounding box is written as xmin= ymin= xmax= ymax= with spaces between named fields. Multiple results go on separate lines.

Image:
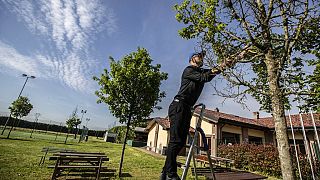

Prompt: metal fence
xmin=0 ymin=112 xmax=105 ymax=143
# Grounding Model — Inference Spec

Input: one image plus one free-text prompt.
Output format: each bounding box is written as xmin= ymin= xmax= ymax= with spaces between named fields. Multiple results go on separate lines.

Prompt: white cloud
xmin=1 ymin=0 xmax=117 ymax=92
xmin=0 ymin=42 xmax=39 ymax=76
xmin=0 ymin=41 xmax=94 ymax=92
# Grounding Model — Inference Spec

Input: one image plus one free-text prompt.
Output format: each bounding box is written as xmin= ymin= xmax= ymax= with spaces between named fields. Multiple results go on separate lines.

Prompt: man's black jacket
xmin=175 ymin=65 xmax=216 ymax=106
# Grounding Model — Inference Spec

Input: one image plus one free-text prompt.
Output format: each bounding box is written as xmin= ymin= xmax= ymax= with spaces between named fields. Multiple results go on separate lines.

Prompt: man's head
xmin=189 ymin=51 xmax=205 ymax=67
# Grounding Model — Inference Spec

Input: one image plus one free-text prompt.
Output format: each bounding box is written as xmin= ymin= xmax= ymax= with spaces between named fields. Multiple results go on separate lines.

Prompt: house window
xmin=206 ymin=137 xmax=211 ymax=154
xmin=221 ymin=132 xmax=240 ymax=145
xmin=289 ymin=139 xmax=306 ymax=154
xmin=249 ymin=136 xmax=263 ymax=144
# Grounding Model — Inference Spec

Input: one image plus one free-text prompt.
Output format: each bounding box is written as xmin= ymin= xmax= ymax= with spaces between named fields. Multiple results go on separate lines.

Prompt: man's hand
xmin=211 ymin=44 xmax=251 ymax=75
xmin=211 ymin=67 xmax=221 ymax=74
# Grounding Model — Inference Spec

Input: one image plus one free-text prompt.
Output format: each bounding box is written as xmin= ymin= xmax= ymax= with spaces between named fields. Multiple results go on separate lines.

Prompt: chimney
xmin=253 ymin=112 xmax=260 ymax=119
xmin=215 ymin=107 xmax=220 ymax=112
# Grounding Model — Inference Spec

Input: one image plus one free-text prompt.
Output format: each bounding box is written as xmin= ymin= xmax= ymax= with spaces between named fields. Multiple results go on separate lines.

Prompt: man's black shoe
xmin=160 ymin=172 xmax=166 ymax=180
xmin=166 ymin=174 xmax=181 ymax=180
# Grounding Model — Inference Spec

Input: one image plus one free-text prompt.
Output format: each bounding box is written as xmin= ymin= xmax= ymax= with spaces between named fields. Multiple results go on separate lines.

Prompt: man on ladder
xmin=160 ymin=50 xmax=247 ymax=180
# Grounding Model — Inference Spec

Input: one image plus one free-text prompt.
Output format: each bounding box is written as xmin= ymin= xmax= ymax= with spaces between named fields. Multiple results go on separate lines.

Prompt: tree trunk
xmin=74 ymin=127 xmax=77 ymax=139
xmin=118 ymin=116 xmax=131 ymax=177
xmin=265 ymin=50 xmax=294 ymax=179
xmin=7 ymin=117 xmax=17 ymax=139
xmin=65 ymin=129 xmax=70 ymax=144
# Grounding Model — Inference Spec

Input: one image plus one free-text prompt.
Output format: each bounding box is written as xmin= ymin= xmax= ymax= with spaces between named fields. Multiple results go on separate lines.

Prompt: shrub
xmin=218 ymin=143 xmax=319 ymax=179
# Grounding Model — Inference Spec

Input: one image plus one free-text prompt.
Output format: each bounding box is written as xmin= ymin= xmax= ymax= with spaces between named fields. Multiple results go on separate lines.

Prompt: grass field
xmin=0 ymin=129 xmax=279 ymax=180
xmin=0 ymin=129 xmax=197 ymax=180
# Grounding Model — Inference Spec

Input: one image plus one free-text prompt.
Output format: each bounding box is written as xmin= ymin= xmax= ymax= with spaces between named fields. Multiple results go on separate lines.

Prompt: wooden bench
xmin=39 ymin=147 xmax=75 ymax=165
xmin=195 ymin=155 xmax=234 ymax=170
xmin=49 ymin=152 xmax=109 ymax=180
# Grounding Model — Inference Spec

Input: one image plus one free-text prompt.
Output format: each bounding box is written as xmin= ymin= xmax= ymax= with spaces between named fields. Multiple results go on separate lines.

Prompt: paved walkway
xmin=133 ymin=147 xmax=166 ymax=159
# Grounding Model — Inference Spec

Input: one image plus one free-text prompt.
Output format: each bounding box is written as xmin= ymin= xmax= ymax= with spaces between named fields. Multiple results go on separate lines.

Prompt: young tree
xmin=64 ymin=117 xmax=74 ymax=144
xmin=7 ymin=96 xmax=33 ymax=138
xmin=73 ymin=118 xmax=81 ymax=139
xmin=94 ymin=47 xmax=168 ymax=176
xmin=108 ymin=126 xmax=135 ymax=143
xmin=65 ymin=108 xmax=81 ymax=140
xmin=174 ymin=1 xmax=319 ymax=179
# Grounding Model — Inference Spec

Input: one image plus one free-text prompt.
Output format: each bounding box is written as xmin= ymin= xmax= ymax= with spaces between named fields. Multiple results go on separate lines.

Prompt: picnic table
xmin=39 ymin=146 xmax=75 ymax=165
xmin=48 ymin=152 xmax=109 ymax=180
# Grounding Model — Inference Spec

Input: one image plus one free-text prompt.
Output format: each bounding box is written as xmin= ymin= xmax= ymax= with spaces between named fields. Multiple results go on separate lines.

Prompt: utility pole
xmin=30 ymin=113 xmax=40 ymax=138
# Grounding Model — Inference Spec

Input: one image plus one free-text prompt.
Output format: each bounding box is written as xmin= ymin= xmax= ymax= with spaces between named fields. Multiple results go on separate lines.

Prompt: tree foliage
xmin=296 ymin=17 xmax=320 ymax=112
xmin=94 ymin=47 xmax=168 ymax=125
xmin=108 ymin=126 xmax=135 ymax=143
xmin=9 ymin=96 xmax=33 ymax=118
xmin=66 ymin=108 xmax=80 ymax=130
xmin=174 ymin=0 xmax=319 ymax=112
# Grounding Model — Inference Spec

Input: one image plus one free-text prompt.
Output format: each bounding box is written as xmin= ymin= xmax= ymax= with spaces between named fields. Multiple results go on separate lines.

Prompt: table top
xmin=53 ymin=152 xmax=106 ymax=157
xmin=50 ymin=156 xmax=109 ymax=161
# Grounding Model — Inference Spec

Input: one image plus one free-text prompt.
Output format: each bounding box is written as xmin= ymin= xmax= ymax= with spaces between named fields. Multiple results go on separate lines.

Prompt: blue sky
xmin=0 ymin=0 xmax=266 ymax=130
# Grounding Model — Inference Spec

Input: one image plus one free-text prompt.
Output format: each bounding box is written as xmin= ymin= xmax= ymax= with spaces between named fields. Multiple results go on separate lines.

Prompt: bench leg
xmin=39 ymin=150 xmax=49 ymax=165
xmin=96 ymin=158 xmax=103 ymax=180
xmin=51 ymin=157 xmax=60 ymax=180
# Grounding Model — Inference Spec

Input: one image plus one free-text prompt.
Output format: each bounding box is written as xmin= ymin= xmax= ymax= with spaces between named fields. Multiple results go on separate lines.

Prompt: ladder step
xmin=177 ymin=162 xmax=184 ymax=168
xmin=184 ymin=145 xmax=206 ymax=150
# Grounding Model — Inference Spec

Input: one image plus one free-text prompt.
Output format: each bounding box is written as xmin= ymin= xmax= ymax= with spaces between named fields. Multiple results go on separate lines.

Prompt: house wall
xmin=156 ymin=127 xmax=169 ymax=154
xmin=190 ymin=116 xmax=214 ymax=134
xmin=147 ymin=124 xmax=156 ymax=151
xmin=190 ymin=116 xmax=197 ymax=129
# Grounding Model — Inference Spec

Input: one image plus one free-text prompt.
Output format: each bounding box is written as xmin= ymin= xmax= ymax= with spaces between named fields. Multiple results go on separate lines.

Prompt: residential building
xmin=145 ymin=108 xmax=320 ymax=158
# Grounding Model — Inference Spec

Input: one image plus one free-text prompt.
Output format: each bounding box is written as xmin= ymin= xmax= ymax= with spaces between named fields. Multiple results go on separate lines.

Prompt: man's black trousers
xmin=162 ymin=100 xmax=192 ymax=177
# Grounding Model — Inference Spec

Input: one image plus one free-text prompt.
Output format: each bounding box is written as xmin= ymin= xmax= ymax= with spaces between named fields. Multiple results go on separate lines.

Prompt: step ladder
xmin=181 ymin=103 xmax=216 ymax=180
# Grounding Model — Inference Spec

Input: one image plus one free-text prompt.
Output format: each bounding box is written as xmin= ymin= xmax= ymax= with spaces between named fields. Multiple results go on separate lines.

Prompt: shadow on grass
xmin=59 ymin=169 xmax=118 ymax=179
xmin=0 ymin=137 xmax=32 ymax=141
xmin=51 ymin=142 xmax=81 ymax=146
xmin=119 ymin=172 xmax=132 ymax=177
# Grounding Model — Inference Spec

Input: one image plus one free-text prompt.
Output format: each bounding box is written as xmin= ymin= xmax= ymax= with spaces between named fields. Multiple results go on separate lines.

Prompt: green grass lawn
xmin=0 ymin=130 xmax=197 ymax=180
xmin=0 ymin=129 xmax=279 ymax=180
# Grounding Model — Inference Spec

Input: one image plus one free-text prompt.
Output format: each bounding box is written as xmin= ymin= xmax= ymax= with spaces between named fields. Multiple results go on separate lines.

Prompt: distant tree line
xmin=0 ymin=116 xmax=105 ymax=137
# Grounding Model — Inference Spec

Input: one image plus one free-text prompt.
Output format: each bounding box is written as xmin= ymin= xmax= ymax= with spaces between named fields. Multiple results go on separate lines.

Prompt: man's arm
xmin=210 ymin=45 xmax=249 ymax=75
xmin=184 ymin=67 xmax=216 ymax=82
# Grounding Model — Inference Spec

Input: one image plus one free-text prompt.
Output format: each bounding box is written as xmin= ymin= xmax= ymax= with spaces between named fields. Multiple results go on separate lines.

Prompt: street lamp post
xmin=76 ymin=110 xmax=86 ymax=138
xmin=85 ymin=118 xmax=90 ymax=128
xmin=1 ymin=74 xmax=36 ymax=135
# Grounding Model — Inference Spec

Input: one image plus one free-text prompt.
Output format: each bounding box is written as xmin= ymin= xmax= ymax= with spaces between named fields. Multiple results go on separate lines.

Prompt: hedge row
xmin=218 ymin=143 xmax=319 ymax=179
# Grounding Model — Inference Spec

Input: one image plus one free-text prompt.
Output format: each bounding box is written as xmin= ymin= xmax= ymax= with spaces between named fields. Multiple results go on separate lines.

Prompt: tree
xmin=94 ymin=47 xmax=168 ymax=176
xmin=108 ymin=126 xmax=136 ymax=143
xmin=65 ymin=108 xmax=81 ymax=141
xmin=174 ymin=0 xmax=319 ymax=179
xmin=73 ymin=118 xmax=81 ymax=139
xmin=7 ymin=96 xmax=33 ymax=138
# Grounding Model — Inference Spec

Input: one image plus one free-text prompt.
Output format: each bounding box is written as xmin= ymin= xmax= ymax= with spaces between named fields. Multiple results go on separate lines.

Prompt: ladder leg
xmin=206 ymin=152 xmax=216 ymax=180
xmin=181 ymin=139 xmax=196 ymax=180
xmin=192 ymin=150 xmax=198 ymax=180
